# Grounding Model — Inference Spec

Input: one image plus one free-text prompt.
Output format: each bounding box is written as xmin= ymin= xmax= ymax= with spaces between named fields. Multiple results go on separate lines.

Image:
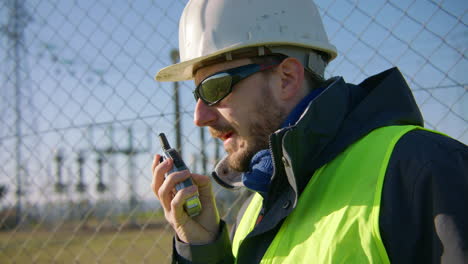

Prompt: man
xmin=151 ymin=0 xmax=467 ymax=263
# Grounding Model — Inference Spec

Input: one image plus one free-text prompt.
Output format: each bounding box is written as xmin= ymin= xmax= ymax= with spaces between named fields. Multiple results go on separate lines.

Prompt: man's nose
xmin=194 ymin=99 xmax=217 ymax=127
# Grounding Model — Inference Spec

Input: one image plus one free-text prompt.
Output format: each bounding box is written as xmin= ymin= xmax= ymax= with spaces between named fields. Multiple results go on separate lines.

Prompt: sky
xmin=0 ymin=0 xmax=466 ymax=206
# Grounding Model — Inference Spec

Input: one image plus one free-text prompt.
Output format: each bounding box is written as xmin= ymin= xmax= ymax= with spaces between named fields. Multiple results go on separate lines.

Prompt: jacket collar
xmin=269 ymin=67 xmax=423 ymax=208
xmin=213 ymin=68 xmax=423 ymax=207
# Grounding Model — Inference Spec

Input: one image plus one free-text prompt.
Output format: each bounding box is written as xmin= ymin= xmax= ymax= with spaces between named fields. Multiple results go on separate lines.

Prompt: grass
xmin=0 ymin=203 xmax=243 ymax=263
xmin=0 ymin=221 xmax=174 ymax=263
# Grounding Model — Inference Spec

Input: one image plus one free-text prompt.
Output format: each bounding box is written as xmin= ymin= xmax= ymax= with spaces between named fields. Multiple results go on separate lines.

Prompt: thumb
xmin=190 ymin=173 xmax=214 ymax=201
xmin=190 ymin=173 xmax=211 ymax=188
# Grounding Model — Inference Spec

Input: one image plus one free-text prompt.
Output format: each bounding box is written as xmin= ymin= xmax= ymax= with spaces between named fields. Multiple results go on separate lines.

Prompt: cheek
xmin=217 ymin=105 xmax=242 ymax=127
xmin=218 ymin=78 xmax=267 ymax=129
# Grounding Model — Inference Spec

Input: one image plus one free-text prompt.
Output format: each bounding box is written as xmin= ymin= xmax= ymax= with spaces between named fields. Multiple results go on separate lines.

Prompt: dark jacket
xmin=174 ymin=68 xmax=468 ymax=263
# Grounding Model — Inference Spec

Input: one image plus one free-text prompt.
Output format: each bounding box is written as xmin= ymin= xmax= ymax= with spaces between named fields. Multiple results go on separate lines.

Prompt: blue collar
xmin=281 ymin=87 xmax=325 ymax=127
xmin=242 ymin=87 xmax=325 ymax=196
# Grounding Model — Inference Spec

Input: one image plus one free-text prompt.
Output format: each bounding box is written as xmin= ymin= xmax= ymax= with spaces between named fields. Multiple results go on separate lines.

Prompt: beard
xmin=211 ymin=84 xmax=287 ymax=172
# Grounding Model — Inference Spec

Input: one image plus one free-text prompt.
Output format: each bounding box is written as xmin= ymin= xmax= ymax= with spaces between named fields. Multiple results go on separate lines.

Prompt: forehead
xmin=194 ymin=58 xmax=252 ymax=86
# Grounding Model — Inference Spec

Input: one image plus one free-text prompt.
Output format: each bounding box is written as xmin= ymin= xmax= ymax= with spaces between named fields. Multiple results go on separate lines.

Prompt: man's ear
xmin=277 ymin=57 xmax=305 ymax=101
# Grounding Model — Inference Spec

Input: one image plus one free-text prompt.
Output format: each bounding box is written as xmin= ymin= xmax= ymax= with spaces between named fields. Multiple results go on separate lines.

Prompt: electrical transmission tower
xmin=1 ymin=0 xmax=32 ymax=226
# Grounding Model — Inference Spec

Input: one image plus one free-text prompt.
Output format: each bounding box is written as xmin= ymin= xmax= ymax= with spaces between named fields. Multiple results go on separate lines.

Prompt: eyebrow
xmin=194 ymin=68 xmax=223 ymax=87
xmin=196 ymin=63 xmax=246 ymax=84
xmin=194 ymin=58 xmax=254 ymax=85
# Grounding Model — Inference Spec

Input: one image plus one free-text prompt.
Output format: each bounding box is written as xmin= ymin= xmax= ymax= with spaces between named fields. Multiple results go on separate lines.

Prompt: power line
xmin=412 ymin=84 xmax=468 ymax=91
xmin=0 ymin=111 xmax=195 ymax=141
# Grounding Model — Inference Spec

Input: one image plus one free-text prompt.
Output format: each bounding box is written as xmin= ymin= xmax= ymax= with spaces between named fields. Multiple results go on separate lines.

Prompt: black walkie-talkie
xmin=159 ymin=133 xmax=202 ymax=217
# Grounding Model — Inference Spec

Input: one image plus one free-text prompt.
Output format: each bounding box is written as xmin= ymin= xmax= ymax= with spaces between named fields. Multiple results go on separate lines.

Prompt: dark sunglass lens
xmin=200 ymin=73 xmax=232 ymax=104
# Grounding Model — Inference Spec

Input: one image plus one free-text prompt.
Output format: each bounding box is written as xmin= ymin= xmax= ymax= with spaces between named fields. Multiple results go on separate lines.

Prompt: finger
xmin=151 ymin=154 xmax=161 ymax=193
xmin=157 ymin=179 xmax=172 ymax=213
xmin=190 ymin=173 xmax=211 ymax=187
xmin=151 ymin=154 xmax=160 ymax=172
xmin=171 ymin=185 xmax=198 ymax=224
xmin=152 ymin=158 xmax=173 ymax=199
xmin=161 ymin=169 xmax=192 ymax=191
xmin=158 ymin=169 xmax=191 ymax=211
xmin=190 ymin=173 xmax=213 ymax=196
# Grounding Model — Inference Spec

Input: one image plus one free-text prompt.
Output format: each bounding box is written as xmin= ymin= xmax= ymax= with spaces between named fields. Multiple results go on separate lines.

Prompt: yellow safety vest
xmin=233 ymin=125 xmax=439 ymax=263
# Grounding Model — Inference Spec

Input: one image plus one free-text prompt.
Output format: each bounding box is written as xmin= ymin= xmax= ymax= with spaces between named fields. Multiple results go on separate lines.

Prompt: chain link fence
xmin=0 ymin=0 xmax=466 ymax=263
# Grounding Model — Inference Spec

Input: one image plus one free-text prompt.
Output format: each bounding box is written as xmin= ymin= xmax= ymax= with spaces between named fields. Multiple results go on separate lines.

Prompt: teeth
xmin=222 ymin=133 xmax=231 ymax=141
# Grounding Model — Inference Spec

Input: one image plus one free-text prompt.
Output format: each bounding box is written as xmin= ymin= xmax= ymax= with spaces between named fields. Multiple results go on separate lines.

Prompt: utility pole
xmin=106 ymin=125 xmax=116 ymax=197
xmin=200 ymin=127 xmax=207 ymax=175
xmin=2 ymin=0 xmax=31 ymax=225
xmin=76 ymin=151 xmax=89 ymax=223
xmin=171 ymin=49 xmax=182 ymax=155
xmin=214 ymin=139 xmax=220 ymax=165
xmin=127 ymin=127 xmax=137 ymax=212
xmin=54 ymin=149 xmax=66 ymax=194
xmin=76 ymin=151 xmax=87 ymax=194
xmin=53 ymin=149 xmax=67 ymax=222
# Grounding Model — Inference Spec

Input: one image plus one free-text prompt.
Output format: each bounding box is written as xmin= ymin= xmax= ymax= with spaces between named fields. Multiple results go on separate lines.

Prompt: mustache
xmin=209 ymin=125 xmax=235 ymax=138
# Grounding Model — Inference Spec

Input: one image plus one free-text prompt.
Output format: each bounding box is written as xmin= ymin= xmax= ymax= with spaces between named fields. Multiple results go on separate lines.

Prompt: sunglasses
xmin=193 ymin=62 xmax=281 ymax=106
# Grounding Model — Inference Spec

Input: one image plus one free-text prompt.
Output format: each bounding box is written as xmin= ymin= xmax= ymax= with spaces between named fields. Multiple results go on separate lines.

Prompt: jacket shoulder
xmin=380 ymin=129 xmax=468 ymax=263
xmin=394 ymin=129 xmax=466 ymax=160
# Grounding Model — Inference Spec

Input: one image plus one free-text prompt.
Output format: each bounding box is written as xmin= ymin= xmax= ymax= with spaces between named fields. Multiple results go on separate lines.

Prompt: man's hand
xmin=151 ymin=154 xmax=220 ymax=244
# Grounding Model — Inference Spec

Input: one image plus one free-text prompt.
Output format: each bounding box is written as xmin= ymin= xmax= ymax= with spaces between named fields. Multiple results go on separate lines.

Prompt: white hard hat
xmin=156 ymin=0 xmax=337 ymax=82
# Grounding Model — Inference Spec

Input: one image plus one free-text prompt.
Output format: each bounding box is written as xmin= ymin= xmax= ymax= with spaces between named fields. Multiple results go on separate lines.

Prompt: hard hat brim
xmin=155 ymin=41 xmax=337 ymax=82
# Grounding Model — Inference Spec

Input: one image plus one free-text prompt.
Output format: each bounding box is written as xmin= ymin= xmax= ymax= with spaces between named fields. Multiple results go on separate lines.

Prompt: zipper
xmin=256 ymin=207 xmax=265 ymax=226
xmin=264 ymin=130 xmax=287 ymax=210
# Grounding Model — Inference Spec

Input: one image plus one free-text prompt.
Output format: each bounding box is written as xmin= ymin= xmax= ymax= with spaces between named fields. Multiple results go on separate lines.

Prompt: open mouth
xmin=220 ymin=132 xmax=233 ymax=141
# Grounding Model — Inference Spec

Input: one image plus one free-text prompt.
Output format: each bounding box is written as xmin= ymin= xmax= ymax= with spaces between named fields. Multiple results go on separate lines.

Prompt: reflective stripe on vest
xmin=233 ymin=125 xmax=437 ymax=263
